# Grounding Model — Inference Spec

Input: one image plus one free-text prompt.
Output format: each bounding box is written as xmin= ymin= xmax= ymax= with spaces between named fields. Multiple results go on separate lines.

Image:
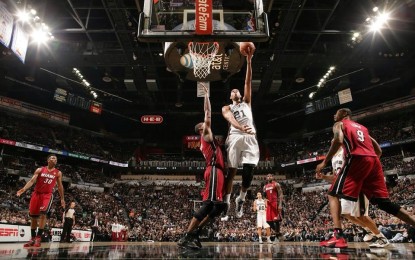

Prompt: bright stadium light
xmin=369 ymin=12 xmax=390 ymax=32
xmin=17 ymin=10 xmax=30 ymax=22
xmin=31 ymin=29 xmax=49 ymax=43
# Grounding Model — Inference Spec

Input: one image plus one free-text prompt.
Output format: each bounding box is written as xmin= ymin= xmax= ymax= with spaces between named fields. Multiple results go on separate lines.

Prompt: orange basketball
xmin=239 ymin=42 xmax=255 ymax=56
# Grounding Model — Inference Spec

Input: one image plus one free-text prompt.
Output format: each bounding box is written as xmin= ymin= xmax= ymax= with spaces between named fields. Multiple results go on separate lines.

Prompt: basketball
xmin=180 ymin=54 xmax=194 ymax=69
xmin=239 ymin=42 xmax=255 ymax=56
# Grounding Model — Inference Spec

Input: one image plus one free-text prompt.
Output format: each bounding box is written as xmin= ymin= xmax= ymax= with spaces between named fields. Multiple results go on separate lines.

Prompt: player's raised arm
xmin=243 ymin=48 xmax=253 ymax=105
xmin=202 ymin=84 xmax=213 ymax=142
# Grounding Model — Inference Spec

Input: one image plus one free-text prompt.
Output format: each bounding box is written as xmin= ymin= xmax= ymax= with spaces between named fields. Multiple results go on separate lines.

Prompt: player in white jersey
xmin=316 ymin=144 xmax=389 ymax=248
xmin=221 ymin=45 xmax=259 ymax=221
xmin=253 ymin=192 xmax=272 ymax=243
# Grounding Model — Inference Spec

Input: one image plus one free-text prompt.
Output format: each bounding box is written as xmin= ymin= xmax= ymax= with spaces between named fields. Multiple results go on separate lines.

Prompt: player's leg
xmin=234 ymin=164 xmax=254 ymax=218
xmin=235 ymin=136 xmax=259 ymax=218
xmin=348 ymin=194 xmax=384 ymax=243
xmin=364 ymin=158 xmax=415 ymax=228
xmin=257 ymin=226 xmax=263 ymax=243
xmin=265 ymin=226 xmax=272 ymax=243
xmin=222 ymin=136 xmax=241 ymax=220
xmin=221 ymin=168 xmax=237 ymax=221
xmin=25 ymin=193 xmax=40 ymax=247
xmin=35 ymin=193 xmax=53 ymax=246
xmin=178 ymin=201 xmax=213 ymax=249
xmin=341 ymin=198 xmax=369 ymax=232
xmin=322 ymin=157 xmax=366 ymax=248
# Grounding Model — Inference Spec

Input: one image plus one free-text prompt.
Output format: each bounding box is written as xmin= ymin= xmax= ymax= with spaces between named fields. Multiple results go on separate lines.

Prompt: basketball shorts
xmin=266 ymin=200 xmax=280 ymax=222
xmin=257 ymin=213 xmax=270 ymax=228
xmin=329 ymin=156 xmax=389 ymax=201
xmin=29 ymin=191 xmax=54 ymax=216
xmin=225 ymin=134 xmax=259 ymax=168
xmin=202 ymin=166 xmax=224 ymax=202
xmin=340 ymin=192 xmax=369 ymax=217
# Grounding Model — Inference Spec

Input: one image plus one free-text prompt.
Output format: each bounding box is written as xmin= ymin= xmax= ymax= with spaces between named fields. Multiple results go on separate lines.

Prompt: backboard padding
xmin=138 ymin=0 xmax=269 ymax=42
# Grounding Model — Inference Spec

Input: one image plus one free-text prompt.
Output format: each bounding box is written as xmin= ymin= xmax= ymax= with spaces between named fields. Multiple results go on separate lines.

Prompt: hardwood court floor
xmin=0 ymin=241 xmax=414 ymax=259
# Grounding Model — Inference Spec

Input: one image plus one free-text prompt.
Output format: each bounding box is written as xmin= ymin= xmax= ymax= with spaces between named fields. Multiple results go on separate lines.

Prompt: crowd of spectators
xmin=269 ymin=114 xmax=415 ymax=164
xmin=0 ymin=113 xmax=137 ymax=162
xmin=1 ymin=166 xmax=414 ymax=243
xmin=1 ymin=108 xmax=415 ymax=245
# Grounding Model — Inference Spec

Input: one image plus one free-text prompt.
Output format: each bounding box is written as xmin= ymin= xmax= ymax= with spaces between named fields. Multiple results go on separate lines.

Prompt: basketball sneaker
xmin=266 ymin=237 xmax=272 ymax=244
xmin=320 ymin=234 xmax=348 ymax=248
xmin=220 ymin=202 xmax=230 ymax=221
xmin=220 ymin=215 xmax=229 ymax=221
xmin=33 ymin=236 xmax=41 ymax=247
xmin=235 ymin=196 xmax=244 ymax=218
xmin=369 ymin=237 xmax=390 ymax=248
xmin=177 ymin=233 xmax=201 ymax=250
xmin=363 ymin=232 xmax=374 ymax=242
xmin=23 ymin=237 xmax=35 ymax=247
xmin=194 ymin=229 xmax=202 ymax=249
xmin=258 ymin=237 xmax=263 ymax=244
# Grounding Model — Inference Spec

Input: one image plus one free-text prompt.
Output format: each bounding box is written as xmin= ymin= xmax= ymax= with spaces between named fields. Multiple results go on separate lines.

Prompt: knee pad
xmin=208 ymin=203 xmax=226 ymax=219
xmin=372 ymin=198 xmax=401 ymax=216
xmin=242 ymin=164 xmax=255 ymax=189
xmin=193 ymin=202 xmax=214 ymax=221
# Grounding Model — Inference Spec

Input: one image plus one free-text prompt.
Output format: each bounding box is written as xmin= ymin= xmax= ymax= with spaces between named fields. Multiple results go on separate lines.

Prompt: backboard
xmin=137 ymin=0 xmax=269 ymax=42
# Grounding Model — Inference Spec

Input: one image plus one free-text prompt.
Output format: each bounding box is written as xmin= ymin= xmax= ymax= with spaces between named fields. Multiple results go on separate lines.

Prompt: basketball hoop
xmin=188 ymin=42 xmax=219 ymax=79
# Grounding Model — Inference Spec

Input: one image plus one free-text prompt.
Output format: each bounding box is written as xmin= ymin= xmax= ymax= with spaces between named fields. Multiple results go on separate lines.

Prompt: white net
xmin=188 ymin=42 xmax=220 ymax=79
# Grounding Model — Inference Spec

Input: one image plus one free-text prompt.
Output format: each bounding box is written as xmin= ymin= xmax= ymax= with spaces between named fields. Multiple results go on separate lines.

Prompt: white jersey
xmin=255 ymin=199 xmax=270 ymax=228
xmin=255 ymin=199 xmax=266 ymax=214
xmin=331 ymin=147 xmax=344 ymax=175
xmin=228 ymin=102 xmax=256 ymax=135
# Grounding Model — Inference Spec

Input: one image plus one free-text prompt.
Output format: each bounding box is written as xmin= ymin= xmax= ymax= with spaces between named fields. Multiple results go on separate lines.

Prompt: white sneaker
xmin=266 ymin=237 xmax=272 ymax=244
xmin=259 ymin=238 xmax=263 ymax=244
xmin=235 ymin=196 xmax=244 ymax=218
xmin=220 ymin=215 xmax=229 ymax=221
xmin=273 ymin=237 xmax=279 ymax=243
xmin=363 ymin=232 xmax=374 ymax=242
xmin=369 ymin=237 xmax=390 ymax=248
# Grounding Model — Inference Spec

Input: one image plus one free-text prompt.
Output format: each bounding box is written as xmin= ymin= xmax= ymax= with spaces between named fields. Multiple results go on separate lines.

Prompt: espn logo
xmin=0 ymin=228 xmax=18 ymax=237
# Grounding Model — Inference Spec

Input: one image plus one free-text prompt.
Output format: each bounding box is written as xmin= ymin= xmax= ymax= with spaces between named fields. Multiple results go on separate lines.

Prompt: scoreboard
xmin=54 ymin=88 xmax=102 ymax=115
xmin=305 ymin=88 xmax=353 ymax=115
xmin=305 ymin=94 xmax=340 ymax=114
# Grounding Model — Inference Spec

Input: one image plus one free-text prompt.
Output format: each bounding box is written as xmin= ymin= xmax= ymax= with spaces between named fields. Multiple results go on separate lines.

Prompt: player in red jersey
xmin=17 ymin=154 xmax=65 ymax=247
xmin=178 ymin=84 xmax=225 ymax=250
xmin=263 ymin=173 xmax=283 ymax=242
xmin=316 ymin=108 xmax=415 ymax=248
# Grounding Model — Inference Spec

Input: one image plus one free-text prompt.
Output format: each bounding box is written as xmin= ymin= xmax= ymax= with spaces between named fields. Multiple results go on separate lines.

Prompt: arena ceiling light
xmin=368 ymin=12 xmax=390 ymax=32
xmin=16 ymin=8 xmax=54 ymax=43
xmin=348 ymin=6 xmax=391 ymax=48
xmin=316 ymin=66 xmax=336 ymax=89
xmin=308 ymin=66 xmax=336 ymax=99
xmin=72 ymin=68 xmax=98 ymax=99
xmin=365 ymin=6 xmax=390 ymax=32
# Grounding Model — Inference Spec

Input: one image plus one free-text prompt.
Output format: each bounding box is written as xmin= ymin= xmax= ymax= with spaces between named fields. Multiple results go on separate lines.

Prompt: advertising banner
xmin=10 ymin=23 xmax=28 ymax=63
xmin=0 ymin=224 xmax=31 ymax=242
xmin=0 ymin=2 xmax=14 ymax=47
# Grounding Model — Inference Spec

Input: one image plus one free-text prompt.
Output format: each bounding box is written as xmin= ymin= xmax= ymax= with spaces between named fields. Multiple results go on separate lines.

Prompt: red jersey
xmin=200 ymin=136 xmax=225 ymax=170
xmin=34 ymin=166 xmax=60 ymax=193
xmin=264 ymin=181 xmax=278 ymax=202
xmin=341 ymin=119 xmax=377 ymax=157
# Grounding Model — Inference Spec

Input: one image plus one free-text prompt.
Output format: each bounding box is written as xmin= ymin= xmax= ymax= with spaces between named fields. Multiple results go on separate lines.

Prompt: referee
xmin=60 ymin=202 xmax=76 ymax=243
